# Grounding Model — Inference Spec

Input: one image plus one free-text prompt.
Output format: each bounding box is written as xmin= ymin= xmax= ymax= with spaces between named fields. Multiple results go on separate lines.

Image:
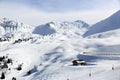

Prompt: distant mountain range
xmin=1 ymin=10 xmax=120 ymax=39
xmin=33 ymin=20 xmax=89 ymax=36
xmin=0 ymin=18 xmax=33 ymax=38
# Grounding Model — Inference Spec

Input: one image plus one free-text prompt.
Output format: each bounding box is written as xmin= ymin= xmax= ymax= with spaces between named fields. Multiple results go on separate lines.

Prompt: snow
xmin=0 ymin=26 xmax=5 ymax=37
xmin=33 ymin=23 xmax=56 ymax=36
xmin=0 ymin=10 xmax=120 ymax=80
xmin=33 ymin=21 xmax=89 ymax=36
xmin=0 ymin=18 xmax=33 ymax=39
xmin=1 ymin=34 xmax=120 ymax=80
xmin=83 ymin=10 xmax=120 ymax=37
xmin=85 ymin=29 xmax=120 ymax=38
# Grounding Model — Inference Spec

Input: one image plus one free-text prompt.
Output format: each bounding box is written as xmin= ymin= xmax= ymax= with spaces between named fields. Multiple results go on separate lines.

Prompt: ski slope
xmin=0 ymin=10 xmax=120 ymax=80
xmin=1 ymin=33 xmax=120 ymax=80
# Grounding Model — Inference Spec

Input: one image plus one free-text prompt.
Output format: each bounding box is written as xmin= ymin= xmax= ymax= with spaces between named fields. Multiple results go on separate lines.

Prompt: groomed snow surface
xmin=1 ymin=34 xmax=120 ymax=80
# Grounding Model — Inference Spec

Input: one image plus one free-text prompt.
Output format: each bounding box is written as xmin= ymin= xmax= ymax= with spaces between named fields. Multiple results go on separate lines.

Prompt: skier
xmin=89 ymin=73 xmax=91 ymax=77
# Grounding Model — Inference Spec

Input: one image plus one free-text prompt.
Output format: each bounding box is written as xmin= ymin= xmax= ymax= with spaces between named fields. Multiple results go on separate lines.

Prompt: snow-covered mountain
xmin=0 ymin=18 xmax=33 ymax=39
xmin=0 ymin=18 xmax=89 ymax=39
xmin=1 ymin=16 xmax=120 ymax=80
xmin=33 ymin=20 xmax=89 ymax=36
xmin=83 ymin=10 xmax=120 ymax=37
xmin=0 ymin=25 xmax=5 ymax=37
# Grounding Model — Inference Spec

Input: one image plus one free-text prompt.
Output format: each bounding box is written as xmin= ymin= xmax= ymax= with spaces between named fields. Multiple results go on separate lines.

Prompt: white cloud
xmin=1 ymin=0 xmax=119 ymax=12
xmin=0 ymin=1 xmax=119 ymax=26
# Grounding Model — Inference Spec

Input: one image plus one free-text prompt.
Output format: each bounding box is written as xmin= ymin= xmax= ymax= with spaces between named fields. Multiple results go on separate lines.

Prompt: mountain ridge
xmin=33 ymin=20 xmax=89 ymax=36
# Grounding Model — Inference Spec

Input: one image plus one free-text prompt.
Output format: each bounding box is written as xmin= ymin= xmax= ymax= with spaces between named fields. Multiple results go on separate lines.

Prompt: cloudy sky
xmin=0 ymin=0 xmax=119 ymax=26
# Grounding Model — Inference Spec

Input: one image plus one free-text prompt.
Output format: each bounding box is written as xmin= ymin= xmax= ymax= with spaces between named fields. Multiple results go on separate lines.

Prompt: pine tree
xmin=1 ymin=72 xmax=5 ymax=79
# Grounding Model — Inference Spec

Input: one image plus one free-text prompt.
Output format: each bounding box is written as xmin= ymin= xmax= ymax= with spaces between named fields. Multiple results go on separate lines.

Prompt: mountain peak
xmin=33 ymin=20 xmax=89 ymax=36
xmin=0 ymin=18 xmax=33 ymax=38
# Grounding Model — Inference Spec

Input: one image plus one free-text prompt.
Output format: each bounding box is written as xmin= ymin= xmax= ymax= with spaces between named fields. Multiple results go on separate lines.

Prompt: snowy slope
xmin=33 ymin=22 xmax=56 ymax=36
xmin=33 ymin=20 xmax=89 ymax=36
xmin=83 ymin=10 xmax=120 ymax=37
xmin=86 ymin=29 xmax=120 ymax=38
xmin=1 ymin=33 xmax=120 ymax=80
xmin=1 ymin=17 xmax=120 ymax=80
